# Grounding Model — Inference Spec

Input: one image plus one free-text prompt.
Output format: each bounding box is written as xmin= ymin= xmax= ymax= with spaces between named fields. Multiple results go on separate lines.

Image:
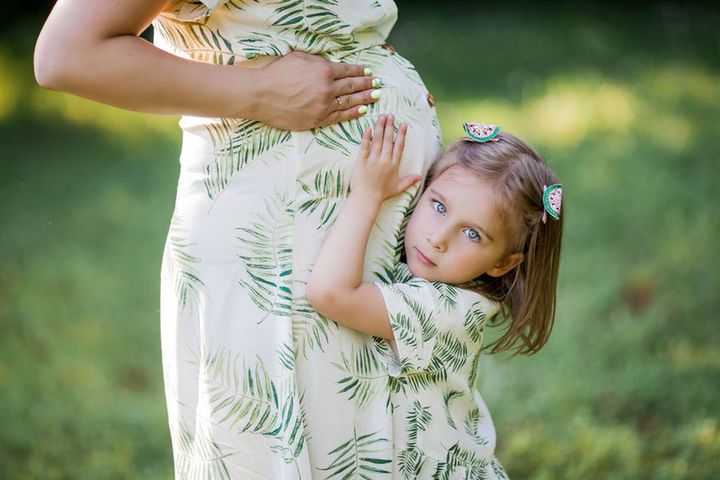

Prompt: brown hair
xmin=425 ymin=131 xmax=564 ymax=355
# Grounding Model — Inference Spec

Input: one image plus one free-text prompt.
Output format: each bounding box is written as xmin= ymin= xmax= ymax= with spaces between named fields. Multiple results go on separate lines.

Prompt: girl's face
xmin=404 ymin=165 xmax=521 ymax=284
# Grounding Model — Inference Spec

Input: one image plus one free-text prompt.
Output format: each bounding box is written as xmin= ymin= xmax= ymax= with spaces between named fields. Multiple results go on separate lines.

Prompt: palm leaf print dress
xmin=153 ymin=1 xmax=441 ymax=478
xmin=373 ymin=264 xmax=510 ymax=479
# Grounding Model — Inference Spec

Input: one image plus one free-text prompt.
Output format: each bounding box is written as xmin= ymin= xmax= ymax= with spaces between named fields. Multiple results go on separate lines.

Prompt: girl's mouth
xmin=414 ymin=247 xmax=436 ymax=266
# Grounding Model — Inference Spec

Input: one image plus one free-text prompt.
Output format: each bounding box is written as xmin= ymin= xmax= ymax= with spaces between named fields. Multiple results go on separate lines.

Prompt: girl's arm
xmin=33 ymin=0 xmax=378 ymax=130
xmin=306 ymin=114 xmax=421 ymax=339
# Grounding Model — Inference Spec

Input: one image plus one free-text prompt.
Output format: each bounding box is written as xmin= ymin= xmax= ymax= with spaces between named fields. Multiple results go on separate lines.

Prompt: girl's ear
xmin=487 ymin=252 xmax=525 ymax=278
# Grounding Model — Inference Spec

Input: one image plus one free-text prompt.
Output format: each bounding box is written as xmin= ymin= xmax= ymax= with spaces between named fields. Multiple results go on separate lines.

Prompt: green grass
xmin=0 ymin=118 xmax=178 ymax=479
xmin=2 ymin=3 xmax=719 ymax=478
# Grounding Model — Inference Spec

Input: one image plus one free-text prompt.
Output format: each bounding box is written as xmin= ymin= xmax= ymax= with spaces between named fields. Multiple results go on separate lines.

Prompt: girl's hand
xmin=350 ymin=114 xmax=422 ymax=204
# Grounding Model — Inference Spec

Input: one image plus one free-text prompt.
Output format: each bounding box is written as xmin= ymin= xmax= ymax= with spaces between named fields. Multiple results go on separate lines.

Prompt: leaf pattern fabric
xmin=373 ymin=263 xmax=510 ymax=479
xmin=153 ymin=1 xmax=445 ymax=478
xmin=156 ymin=0 xmax=399 ymax=63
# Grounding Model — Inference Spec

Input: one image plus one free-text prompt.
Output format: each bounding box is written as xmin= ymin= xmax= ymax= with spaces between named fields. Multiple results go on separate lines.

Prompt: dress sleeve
xmin=372 ymin=276 xmax=498 ymax=377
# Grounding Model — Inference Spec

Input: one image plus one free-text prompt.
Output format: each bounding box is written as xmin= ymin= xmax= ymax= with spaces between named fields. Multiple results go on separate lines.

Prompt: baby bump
xmin=166 ymin=44 xmax=440 ymax=307
xmin=290 ymin=44 xmax=441 ymax=280
xmin=160 ymin=45 xmax=440 ymax=455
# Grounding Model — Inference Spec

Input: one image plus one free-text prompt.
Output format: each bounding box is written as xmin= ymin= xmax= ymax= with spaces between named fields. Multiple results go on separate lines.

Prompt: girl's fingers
xmin=381 ymin=114 xmax=395 ymax=159
xmin=359 ymin=127 xmax=372 ymax=159
xmin=319 ymin=105 xmax=369 ymax=127
xmin=392 ymin=123 xmax=407 ymax=165
xmin=370 ymin=114 xmax=385 ymax=159
xmin=396 ymin=174 xmax=423 ymax=194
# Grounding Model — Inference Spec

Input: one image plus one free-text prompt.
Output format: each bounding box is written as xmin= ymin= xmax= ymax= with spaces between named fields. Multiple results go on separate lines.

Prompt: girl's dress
xmin=152 ymin=1 xmax=440 ymax=478
xmin=373 ymin=263 xmax=510 ymax=479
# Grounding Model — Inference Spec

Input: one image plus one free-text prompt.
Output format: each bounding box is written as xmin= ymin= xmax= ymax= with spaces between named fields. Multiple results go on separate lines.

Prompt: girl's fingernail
xmin=364 ymin=68 xmax=373 ymax=76
xmin=372 ymin=78 xmax=382 ymax=88
xmin=358 ymin=105 xmax=368 ymax=115
xmin=371 ymin=89 xmax=382 ymax=100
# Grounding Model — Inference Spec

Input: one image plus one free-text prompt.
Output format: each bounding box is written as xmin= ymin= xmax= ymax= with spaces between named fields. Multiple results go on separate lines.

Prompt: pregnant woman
xmin=35 ymin=1 xmax=440 ymax=477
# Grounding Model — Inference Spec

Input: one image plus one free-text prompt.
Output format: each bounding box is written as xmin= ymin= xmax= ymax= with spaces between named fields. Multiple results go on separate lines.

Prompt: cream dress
xmin=373 ymin=264 xmax=510 ymax=479
xmin=153 ymin=1 xmax=441 ymax=478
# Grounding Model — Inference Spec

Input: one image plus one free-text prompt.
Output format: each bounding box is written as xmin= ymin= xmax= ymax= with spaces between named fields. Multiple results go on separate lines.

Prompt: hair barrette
xmin=542 ymin=184 xmax=563 ymax=223
xmin=463 ymin=122 xmax=500 ymax=143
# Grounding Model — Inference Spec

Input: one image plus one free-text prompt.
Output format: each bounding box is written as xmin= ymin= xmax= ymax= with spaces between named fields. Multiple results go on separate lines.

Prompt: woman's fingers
xmin=317 ymin=74 xmax=380 ymax=126
xmin=261 ymin=53 xmax=378 ymax=129
xmin=327 ymin=60 xmax=371 ymax=80
xmin=333 ymin=76 xmax=376 ymax=97
xmin=333 ymin=77 xmax=379 ymax=105
xmin=317 ymin=106 xmax=368 ymax=128
xmin=333 ymin=90 xmax=377 ymax=113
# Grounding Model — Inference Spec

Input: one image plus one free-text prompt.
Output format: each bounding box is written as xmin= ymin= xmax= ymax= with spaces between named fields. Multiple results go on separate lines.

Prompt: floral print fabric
xmin=373 ymin=263 xmax=509 ymax=479
xmin=153 ymin=1 xmax=445 ymax=478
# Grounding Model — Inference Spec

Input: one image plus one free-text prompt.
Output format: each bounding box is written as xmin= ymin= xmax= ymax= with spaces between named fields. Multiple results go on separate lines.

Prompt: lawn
xmin=1 ymin=2 xmax=719 ymax=478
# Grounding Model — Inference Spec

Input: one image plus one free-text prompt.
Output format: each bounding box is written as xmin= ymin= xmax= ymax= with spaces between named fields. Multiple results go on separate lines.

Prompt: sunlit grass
xmin=0 ymin=49 xmax=179 ymax=142
xmin=436 ymin=65 xmax=719 ymax=152
xmin=4 ymin=48 xmax=716 ymax=152
xmin=0 ymin=50 xmax=19 ymax=118
xmin=28 ymin=88 xmax=180 ymax=141
xmin=2 ymin=4 xmax=720 ymax=478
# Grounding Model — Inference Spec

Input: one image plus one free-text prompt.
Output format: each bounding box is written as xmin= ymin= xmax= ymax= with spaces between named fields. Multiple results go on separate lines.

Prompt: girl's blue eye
xmin=432 ymin=200 xmax=446 ymax=215
xmin=464 ymin=228 xmax=481 ymax=242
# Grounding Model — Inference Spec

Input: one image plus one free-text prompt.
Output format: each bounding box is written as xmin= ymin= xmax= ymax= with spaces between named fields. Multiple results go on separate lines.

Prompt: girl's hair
xmin=425 ymin=131 xmax=564 ymax=355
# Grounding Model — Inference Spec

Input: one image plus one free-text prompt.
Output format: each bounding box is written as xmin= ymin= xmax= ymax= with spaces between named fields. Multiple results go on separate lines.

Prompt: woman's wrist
xmin=226 ymin=66 xmax=263 ymax=119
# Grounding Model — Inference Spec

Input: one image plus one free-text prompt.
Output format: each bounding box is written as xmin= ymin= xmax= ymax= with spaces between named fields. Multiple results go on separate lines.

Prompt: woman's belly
xmin=159 ymin=44 xmax=441 ymax=475
xmin=169 ymin=43 xmax=440 ymax=267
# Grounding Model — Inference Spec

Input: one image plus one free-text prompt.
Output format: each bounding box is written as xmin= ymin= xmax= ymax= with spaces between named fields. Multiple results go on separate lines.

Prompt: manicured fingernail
xmin=364 ymin=68 xmax=373 ymax=76
xmin=358 ymin=105 xmax=368 ymax=115
xmin=371 ymin=89 xmax=382 ymax=100
xmin=372 ymin=78 xmax=382 ymax=88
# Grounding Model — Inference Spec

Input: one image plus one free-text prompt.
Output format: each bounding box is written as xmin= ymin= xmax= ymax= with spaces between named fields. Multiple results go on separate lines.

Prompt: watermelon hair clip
xmin=463 ymin=122 xmax=500 ymax=142
xmin=542 ymin=184 xmax=563 ymax=223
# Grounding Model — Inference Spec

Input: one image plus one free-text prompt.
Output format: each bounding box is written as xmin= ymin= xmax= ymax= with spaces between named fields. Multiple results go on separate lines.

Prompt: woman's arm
xmin=34 ymin=0 xmax=379 ymax=130
xmin=306 ymin=114 xmax=421 ymax=338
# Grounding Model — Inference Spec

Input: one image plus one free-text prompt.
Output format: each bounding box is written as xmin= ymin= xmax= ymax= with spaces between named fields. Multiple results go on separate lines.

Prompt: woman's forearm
xmin=35 ymin=32 xmax=261 ymax=119
xmin=34 ymin=0 xmax=378 ymax=128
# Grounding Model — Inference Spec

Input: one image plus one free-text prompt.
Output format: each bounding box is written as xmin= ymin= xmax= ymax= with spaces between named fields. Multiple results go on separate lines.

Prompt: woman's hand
xmin=34 ymin=0 xmax=380 ymax=128
xmin=251 ymin=51 xmax=380 ymax=130
xmin=350 ymin=114 xmax=421 ymax=204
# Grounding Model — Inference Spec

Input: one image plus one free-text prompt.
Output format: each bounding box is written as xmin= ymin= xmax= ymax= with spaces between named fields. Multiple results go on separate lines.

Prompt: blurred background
xmin=1 ymin=1 xmax=719 ymax=478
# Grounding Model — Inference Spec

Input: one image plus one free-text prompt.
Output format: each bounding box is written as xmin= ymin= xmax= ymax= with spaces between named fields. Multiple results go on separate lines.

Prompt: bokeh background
xmin=1 ymin=1 xmax=719 ymax=478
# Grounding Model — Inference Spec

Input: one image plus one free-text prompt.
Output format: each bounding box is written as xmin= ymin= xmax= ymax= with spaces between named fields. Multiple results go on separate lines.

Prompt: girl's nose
xmin=427 ymin=230 xmax=447 ymax=252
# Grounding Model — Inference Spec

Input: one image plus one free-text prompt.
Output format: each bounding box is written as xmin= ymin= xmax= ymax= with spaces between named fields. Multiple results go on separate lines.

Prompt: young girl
xmin=307 ymin=114 xmax=563 ymax=478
